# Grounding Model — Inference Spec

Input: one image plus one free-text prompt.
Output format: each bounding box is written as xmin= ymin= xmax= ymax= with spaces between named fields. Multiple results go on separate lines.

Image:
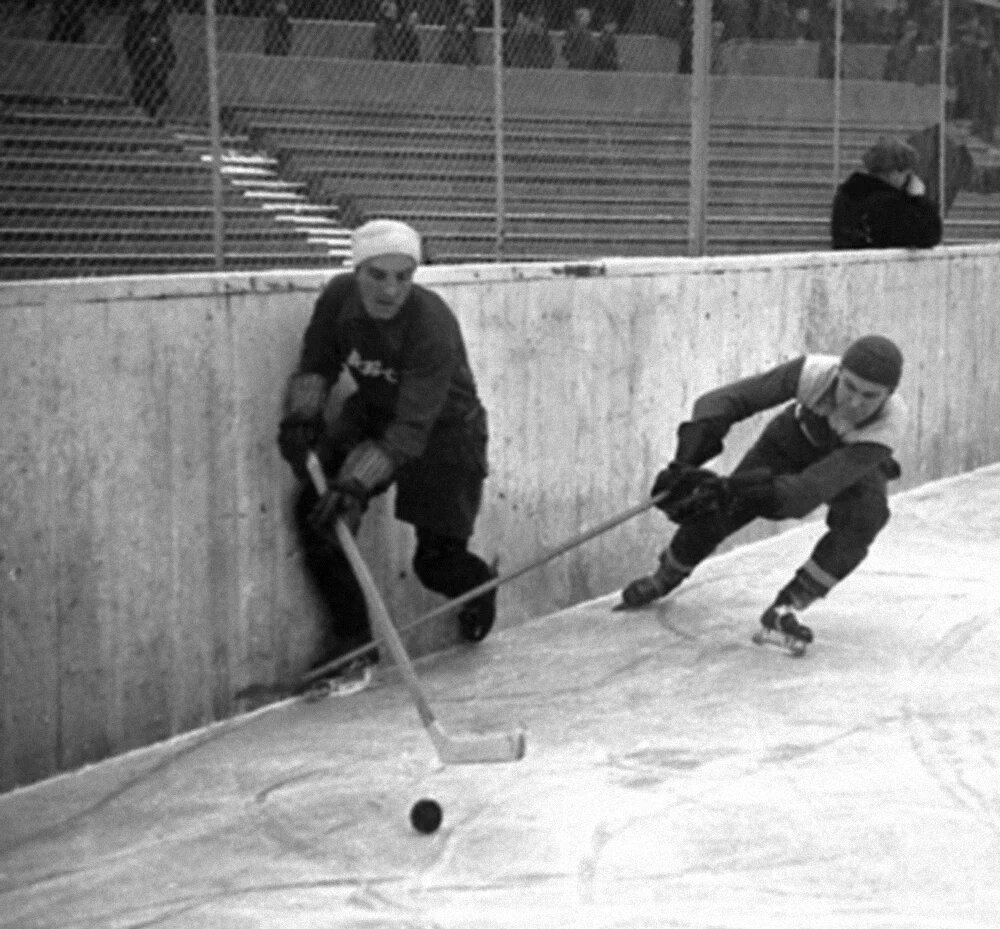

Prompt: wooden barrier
xmin=3 ymin=244 xmax=1000 ymax=792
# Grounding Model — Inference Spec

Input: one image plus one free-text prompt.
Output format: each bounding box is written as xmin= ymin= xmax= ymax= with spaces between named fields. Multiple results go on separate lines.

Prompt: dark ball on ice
xmin=409 ymin=798 xmax=443 ymax=834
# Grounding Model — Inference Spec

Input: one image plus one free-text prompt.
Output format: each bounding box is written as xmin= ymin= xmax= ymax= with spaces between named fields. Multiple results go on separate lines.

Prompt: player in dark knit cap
xmin=278 ymin=219 xmax=497 ymax=684
xmin=617 ymin=335 xmax=907 ymax=652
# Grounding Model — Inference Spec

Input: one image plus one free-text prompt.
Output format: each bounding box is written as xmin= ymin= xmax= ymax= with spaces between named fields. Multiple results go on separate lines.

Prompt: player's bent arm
xmin=676 ymin=357 xmax=806 ymax=465
xmin=769 ymin=442 xmax=894 ymax=519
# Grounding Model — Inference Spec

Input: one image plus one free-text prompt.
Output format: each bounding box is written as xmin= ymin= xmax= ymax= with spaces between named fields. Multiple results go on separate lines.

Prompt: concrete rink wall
xmin=2 ymin=243 xmax=999 ymax=792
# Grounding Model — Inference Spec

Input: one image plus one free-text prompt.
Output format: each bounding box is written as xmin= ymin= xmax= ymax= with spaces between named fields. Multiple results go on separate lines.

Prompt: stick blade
xmin=429 ymin=722 xmax=527 ymax=765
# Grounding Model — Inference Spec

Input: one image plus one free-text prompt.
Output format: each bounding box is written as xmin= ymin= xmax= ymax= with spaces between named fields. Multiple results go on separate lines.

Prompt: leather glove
xmin=651 ymin=462 xmax=719 ymax=515
xmin=674 ymin=416 xmax=728 ymax=466
xmin=309 ymin=477 xmax=367 ymax=538
xmin=337 ymin=440 xmax=395 ymax=494
xmin=277 ymin=415 xmax=322 ymax=480
xmin=724 ymin=467 xmax=779 ymax=517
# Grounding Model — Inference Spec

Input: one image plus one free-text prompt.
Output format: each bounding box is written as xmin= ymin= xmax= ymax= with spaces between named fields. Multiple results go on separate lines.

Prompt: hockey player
xmin=278 ymin=219 xmax=497 ymax=684
xmin=618 ymin=335 xmax=907 ymax=650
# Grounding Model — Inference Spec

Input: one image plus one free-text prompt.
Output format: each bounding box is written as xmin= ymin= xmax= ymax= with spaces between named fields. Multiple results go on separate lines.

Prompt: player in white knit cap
xmin=279 ymin=220 xmax=497 ymax=686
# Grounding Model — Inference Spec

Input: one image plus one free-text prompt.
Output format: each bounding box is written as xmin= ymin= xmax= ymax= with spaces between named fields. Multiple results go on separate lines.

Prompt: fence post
xmin=491 ymin=0 xmax=506 ymax=262
xmin=687 ymin=0 xmax=711 ymax=257
xmin=204 ymin=0 xmax=226 ymax=272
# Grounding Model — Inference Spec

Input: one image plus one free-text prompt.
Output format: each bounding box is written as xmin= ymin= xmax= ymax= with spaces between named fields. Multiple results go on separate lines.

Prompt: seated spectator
xmin=710 ymin=18 xmax=727 ymax=74
xmin=439 ymin=0 xmax=479 ymax=65
xmin=882 ymin=19 xmax=919 ymax=82
xmin=562 ymin=6 xmax=598 ymax=69
xmin=505 ymin=8 xmax=555 ymax=69
xmin=594 ymin=17 xmax=620 ymax=70
xmin=373 ymin=0 xmax=421 ymax=61
xmin=264 ymin=0 xmax=292 ymax=56
xmin=907 ymin=122 xmax=1000 ymax=216
xmin=830 ymin=136 xmax=942 ymax=249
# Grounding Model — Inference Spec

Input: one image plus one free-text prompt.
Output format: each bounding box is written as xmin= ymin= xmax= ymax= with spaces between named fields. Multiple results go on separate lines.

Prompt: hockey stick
xmin=307 ymin=453 xmax=526 ymax=765
xmin=298 ymin=484 xmax=671 ymax=688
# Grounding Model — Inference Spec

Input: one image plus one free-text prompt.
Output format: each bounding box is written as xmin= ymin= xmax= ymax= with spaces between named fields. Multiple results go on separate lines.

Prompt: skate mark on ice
xmin=903 ymin=610 xmax=1000 ymax=838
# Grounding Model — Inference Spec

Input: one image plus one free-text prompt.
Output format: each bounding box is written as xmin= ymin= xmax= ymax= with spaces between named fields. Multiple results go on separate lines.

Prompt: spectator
xmin=951 ymin=20 xmax=999 ymax=144
xmin=593 ymin=16 xmax=620 ymax=70
xmin=503 ymin=10 xmax=534 ymax=67
xmin=373 ymin=0 xmax=421 ymax=61
xmin=439 ymin=0 xmax=479 ymax=65
xmin=830 ymin=136 xmax=942 ymax=249
xmin=709 ymin=18 xmax=727 ymax=73
xmin=123 ymin=0 xmax=176 ymax=124
xmin=672 ymin=0 xmax=693 ymax=74
xmin=562 ymin=5 xmax=598 ymax=69
xmin=907 ymin=122 xmax=1000 ymax=216
xmin=47 ymin=0 xmax=86 ymax=42
xmin=277 ymin=220 xmax=499 ymax=687
xmin=264 ymin=0 xmax=292 ymax=55
xmin=882 ymin=19 xmax=920 ymax=82
xmin=526 ymin=10 xmax=556 ymax=68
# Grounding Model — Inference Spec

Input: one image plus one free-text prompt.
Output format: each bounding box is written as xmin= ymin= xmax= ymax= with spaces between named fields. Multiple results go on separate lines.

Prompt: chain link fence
xmin=2 ymin=0 xmax=999 ymax=279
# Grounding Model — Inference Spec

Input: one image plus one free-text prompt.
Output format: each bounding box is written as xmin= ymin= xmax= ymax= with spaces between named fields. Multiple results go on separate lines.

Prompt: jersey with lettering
xmin=298 ymin=272 xmax=485 ymax=467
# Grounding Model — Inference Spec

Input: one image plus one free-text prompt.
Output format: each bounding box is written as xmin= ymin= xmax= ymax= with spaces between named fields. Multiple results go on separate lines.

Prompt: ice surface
xmin=2 ymin=466 xmax=999 ymax=929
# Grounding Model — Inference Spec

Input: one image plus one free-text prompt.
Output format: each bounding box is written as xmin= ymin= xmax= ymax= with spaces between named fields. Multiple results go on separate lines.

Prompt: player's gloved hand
xmin=651 ymin=462 xmax=719 ymax=515
xmin=337 ymin=440 xmax=396 ymax=495
xmin=673 ymin=416 xmax=728 ymax=466
xmin=277 ymin=415 xmax=323 ymax=481
xmin=309 ymin=477 xmax=368 ymax=539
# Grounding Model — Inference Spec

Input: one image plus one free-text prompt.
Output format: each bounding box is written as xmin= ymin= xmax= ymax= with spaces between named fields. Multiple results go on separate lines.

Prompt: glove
xmin=278 ymin=372 xmax=329 ymax=480
xmin=651 ymin=462 xmax=719 ymax=515
xmin=658 ymin=467 xmax=776 ymax=524
xmin=337 ymin=440 xmax=395 ymax=494
xmin=309 ymin=477 xmax=367 ymax=538
xmin=674 ymin=416 xmax=728 ymax=466
xmin=277 ymin=415 xmax=322 ymax=480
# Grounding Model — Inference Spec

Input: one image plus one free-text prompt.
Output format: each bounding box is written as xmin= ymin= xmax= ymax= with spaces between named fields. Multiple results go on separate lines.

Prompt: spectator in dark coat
xmin=123 ymin=0 xmax=176 ymax=124
xmin=439 ymin=0 xmax=479 ymax=65
xmin=882 ymin=19 xmax=919 ymax=82
xmin=830 ymin=136 xmax=942 ymax=249
xmin=264 ymin=0 xmax=292 ymax=55
xmin=562 ymin=5 xmax=598 ymax=69
xmin=373 ymin=0 xmax=419 ymax=61
xmin=594 ymin=17 xmax=620 ymax=70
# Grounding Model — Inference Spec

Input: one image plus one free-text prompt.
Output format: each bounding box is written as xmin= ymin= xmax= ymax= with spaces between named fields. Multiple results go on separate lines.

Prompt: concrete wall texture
xmin=3 ymin=244 xmax=1000 ymax=792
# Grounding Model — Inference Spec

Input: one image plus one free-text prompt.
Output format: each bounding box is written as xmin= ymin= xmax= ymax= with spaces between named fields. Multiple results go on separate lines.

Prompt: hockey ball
xmin=409 ymin=798 xmax=443 ymax=834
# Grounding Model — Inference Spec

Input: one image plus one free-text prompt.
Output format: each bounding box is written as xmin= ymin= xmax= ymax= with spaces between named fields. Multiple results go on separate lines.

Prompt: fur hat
xmin=862 ymin=136 xmax=918 ymax=176
xmin=841 ymin=335 xmax=903 ymax=389
xmin=352 ymin=219 xmax=422 ymax=267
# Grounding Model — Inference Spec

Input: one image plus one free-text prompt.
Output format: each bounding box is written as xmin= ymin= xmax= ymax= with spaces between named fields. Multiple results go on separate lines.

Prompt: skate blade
xmin=751 ymin=628 xmax=808 ymax=657
xmin=301 ymin=665 xmax=374 ymax=701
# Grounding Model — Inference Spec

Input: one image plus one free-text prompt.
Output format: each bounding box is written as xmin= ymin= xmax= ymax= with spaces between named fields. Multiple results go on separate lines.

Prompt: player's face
xmin=356 ymin=255 xmax=417 ymax=320
xmin=835 ymin=366 xmax=892 ymax=425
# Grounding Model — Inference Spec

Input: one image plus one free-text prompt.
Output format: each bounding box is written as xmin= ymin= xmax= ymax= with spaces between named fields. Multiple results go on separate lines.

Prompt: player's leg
xmin=396 ymin=462 xmax=497 ymax=642
xmin=759 ymin=469 xmax=890 ymax=641
xmin=294 ymin=483 xmax=378 ymax=667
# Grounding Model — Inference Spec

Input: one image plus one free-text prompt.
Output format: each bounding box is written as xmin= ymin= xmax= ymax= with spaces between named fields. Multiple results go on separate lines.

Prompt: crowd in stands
xmin=26 ymin=0 xmax=1000 ymax=136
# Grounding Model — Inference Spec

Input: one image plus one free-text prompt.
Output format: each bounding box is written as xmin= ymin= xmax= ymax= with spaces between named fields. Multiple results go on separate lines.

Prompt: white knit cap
xmin=352 ymin=219 xmax=422 ymax=267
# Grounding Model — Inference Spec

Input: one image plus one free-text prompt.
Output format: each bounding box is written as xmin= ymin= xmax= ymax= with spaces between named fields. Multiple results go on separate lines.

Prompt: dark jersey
xmin=831 ymin=171 xmax=942 ymax=250
xmin=298 ymin=273 xmax=485 ymax=467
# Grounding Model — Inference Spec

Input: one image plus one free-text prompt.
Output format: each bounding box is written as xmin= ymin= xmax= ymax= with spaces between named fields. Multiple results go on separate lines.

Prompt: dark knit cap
xmin=841 ymin=335 xmax=903 ymax=389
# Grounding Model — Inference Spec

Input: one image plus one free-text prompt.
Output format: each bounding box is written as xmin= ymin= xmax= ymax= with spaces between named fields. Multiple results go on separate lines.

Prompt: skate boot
xmin=615 ymin=550 xmax=689 ymax=610
xmin=753 ymin=604 xmax=813 ymax=656
xmin=458 ymin=587 xmax=497 ymax=643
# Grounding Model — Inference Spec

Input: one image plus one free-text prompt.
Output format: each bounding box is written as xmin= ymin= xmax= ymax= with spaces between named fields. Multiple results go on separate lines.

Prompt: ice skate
xmin=299 ymin=649 xmax=378 ymax=701
xmin=752 ymin=604 xmax=813 ymax=656
xmin=614 ymin=552 xmax=688 ymax=611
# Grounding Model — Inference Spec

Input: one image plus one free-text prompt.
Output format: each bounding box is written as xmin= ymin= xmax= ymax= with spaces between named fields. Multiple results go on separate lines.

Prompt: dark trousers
xmin=296 ymin=422 xmax=493 ymax=660
xmin=669 ymin=416 xmax=891 ymax=591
